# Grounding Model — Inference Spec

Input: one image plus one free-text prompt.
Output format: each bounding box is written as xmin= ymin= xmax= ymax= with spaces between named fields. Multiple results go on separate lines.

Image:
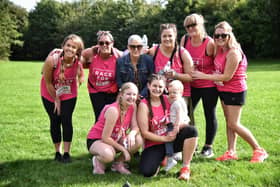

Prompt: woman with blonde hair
xmin=181 ymin=13 xmax=218 ymax=158
xmin=87 ymin=82 xmax=143 ymax=175
xmin=192 ymin=21 xmax=268 ymax=163
xmin=41 ymin=34 xmax=84 ymax=163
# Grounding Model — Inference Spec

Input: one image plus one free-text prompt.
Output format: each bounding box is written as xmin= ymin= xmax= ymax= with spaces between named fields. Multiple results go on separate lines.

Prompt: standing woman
xmin=192 ymin=21 xmax=268 ymax=162
xmin=116 ymin=34 xmax=154 ymax=98
xmin=147 ymin=23 xmax=194 ymax=125
xmin=180 ymin=13 xmax=218 ymax=158
xmin=138 ymin=74 xmax=198 ymax=180
xmin=87 ymin=82 xmax=143 ymax=175
xmin=82 ymin=31 xmax=123 ymax=120
xmin=41 ymin=34 xmax=84 ymax=162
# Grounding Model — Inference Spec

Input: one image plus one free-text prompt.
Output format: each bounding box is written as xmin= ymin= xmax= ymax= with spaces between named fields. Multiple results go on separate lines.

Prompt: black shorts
xmin=219 ymin=91 xmax=246 ymax=106
xmin=87 ymin=138 xmax=100 ymax=151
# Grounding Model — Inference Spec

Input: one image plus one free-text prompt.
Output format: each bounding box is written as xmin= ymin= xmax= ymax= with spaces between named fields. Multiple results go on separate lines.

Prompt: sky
xmin=10 ymin=0 xmax=74 ymax=11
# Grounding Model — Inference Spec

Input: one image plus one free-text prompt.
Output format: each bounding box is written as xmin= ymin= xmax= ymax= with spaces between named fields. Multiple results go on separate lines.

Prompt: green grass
xmin=0 ymin=60 xmax=279 ymax=187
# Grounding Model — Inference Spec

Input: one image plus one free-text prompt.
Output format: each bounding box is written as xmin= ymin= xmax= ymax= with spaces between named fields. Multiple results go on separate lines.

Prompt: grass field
xmin=0 ymin=60 xmax=279 ymax=187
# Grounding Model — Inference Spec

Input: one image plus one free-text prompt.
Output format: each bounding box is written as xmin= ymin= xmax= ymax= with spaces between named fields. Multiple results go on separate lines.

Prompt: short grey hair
xmin=127 ymin=34 xmax=142 ymax=45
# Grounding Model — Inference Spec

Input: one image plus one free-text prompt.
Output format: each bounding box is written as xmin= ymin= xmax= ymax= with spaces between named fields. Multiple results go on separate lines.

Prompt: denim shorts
xmin=219 ymin=91 xmax=247 ymax=106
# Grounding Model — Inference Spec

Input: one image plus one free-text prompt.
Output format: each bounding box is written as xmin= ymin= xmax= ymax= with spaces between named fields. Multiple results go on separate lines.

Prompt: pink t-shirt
xmin=185 ymin=36 xmax=216 ymax=88
xmin=87 ymin=53 xmax=118 ymax=94
xmin=141 ymin=95 xmax=171 ymax=148
xmin=40 ymin=57 xmax=82 ymax=102
xmin=87 ymin=102 xmax=135 ymax=141
xmin=153 ymin=46 xmax=191 ymax=96
xmin=214 ymin=48 xmax=247 ymax=92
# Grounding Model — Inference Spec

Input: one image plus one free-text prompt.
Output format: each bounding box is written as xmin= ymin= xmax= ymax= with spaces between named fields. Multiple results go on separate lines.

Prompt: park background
xmin=0 ymin=0 xmax=280 ymax=186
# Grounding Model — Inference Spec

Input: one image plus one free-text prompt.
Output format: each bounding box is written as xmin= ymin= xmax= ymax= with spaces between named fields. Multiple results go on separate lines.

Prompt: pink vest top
xmin=87 ymin=102 xmax=135 ymax=141
xmin=185 ymin=36 xmax=215 ymax=88
xmin=141 ymin=95 xmax=171 ymax=148
xmin=154 ymin=46 xmax=191 ymax=96
xmin=214 ymin=48 xmax=247 ymax=92
xmin=40 ymin=58 xmax=81 ymax=102
xmin=87 ymin=54 xmax=118 ymax=94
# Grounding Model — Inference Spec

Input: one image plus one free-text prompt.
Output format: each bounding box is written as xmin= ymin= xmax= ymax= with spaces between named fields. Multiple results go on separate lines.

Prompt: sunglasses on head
xmin=185 ymin=23 xmax=197 ymax=29
xmin=98 ymin=41 xmax=111 ymax=46
xmin=129 ymin=45 xmax=143 ymax=50
xmin=214 ymin=33 xmax=229 ymax=39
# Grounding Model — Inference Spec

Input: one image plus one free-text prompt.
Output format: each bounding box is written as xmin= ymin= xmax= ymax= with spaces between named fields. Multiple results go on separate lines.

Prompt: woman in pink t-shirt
xmin=41 ymin=34 xmax=84 ymax=163
xmin=87 ymin=82 xmax=143 ymax=175
xmin=180 ymin=13 xmax=218 ymax=158
xmin=147 ymin=23 xmax=194 ymax=125
xmin=138 ymin=74 xmax=198 ymax=181
xmin=82 ymin=31 xmax=123 ymax=120
xmin=192 ymin=21 xmax=268 ymax=163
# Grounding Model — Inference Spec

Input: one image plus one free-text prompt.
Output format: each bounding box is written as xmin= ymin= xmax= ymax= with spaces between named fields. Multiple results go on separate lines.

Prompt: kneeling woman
xmin=87 ymin=82 xmax=143 ymax=174
xmin=138 ymin=74 xmax=198 ymax=181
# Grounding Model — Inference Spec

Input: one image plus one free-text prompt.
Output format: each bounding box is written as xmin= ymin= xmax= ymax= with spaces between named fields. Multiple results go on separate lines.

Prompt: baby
xmin=165 ymin=80 xmax=190 ymax=171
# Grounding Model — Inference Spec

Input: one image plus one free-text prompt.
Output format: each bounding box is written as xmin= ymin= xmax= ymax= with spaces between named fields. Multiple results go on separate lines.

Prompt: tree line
xmin=1 ymin=0 xmax=279 ymax=61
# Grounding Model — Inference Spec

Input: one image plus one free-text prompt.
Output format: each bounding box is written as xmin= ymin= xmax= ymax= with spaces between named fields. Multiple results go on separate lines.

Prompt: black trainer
xmin=54 ymin=152 xmax=62 ymax=162
xmin=62 ymin=152 xmax=71 ymax=163
xmin=200 ymin=146 xmax=214 ymax=158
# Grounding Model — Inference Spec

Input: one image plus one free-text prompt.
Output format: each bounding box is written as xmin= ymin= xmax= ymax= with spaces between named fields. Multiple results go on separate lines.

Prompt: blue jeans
xmin=165 ymin=122 xmax=174 ymax=157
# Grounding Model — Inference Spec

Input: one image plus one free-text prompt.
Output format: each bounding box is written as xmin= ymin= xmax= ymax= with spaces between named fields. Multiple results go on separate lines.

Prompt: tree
xmin=0 ymin=0 xmax=27 ymax=60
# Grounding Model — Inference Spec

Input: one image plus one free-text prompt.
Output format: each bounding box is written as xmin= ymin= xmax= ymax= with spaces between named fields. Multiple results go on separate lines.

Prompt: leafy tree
xmin=0 ymin=0 xmax=27 ymax=60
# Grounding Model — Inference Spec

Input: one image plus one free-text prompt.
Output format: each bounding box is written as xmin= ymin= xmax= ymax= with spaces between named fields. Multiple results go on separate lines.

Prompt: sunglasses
xmin=98 ymin=41 xmax=111 ymax=46
xmin=214 ymin=33 xmax=229 ymax=39
xmin=129 ymin=45 xmax=143 ymax=50
xmin=185 ymin=23 xmax=197 ymax=29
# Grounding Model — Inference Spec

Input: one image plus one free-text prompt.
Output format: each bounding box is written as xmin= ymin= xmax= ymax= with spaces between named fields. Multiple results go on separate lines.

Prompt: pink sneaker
xmin=216 ymin=151 xmax=238 ymax=161
xmin=178 ymin=167 xmax=191 ymax=181
xmin=250 ymin=148 xmax=268 ymax=163
xmin=111 ymin=162 xmax=131 ymax=174
xmin=92 ymin=156 xmax=105 ymax=174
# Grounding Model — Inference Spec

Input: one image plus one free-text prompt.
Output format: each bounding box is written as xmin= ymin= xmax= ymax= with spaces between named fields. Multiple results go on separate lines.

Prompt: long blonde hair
xmin=59 ymin=34 xmax=84 ymax=82
xmin=214 ymin=21 xmax=241 ymax=55
xmin=183 ymin=13 xmax=208 ymax=38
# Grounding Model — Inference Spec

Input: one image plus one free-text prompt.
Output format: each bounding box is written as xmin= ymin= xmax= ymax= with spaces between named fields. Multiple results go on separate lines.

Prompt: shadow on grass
xmin=0 ymin=154 xmax=163 ymax=187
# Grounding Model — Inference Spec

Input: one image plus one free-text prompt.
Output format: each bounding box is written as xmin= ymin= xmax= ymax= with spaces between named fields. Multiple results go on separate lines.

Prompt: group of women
xmin=40 ymin=13 xmax=268 ymax=181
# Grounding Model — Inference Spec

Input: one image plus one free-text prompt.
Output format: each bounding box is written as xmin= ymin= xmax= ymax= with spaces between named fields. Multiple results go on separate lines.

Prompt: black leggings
xmin=89 ymin=92 xmax=117 ymax=121
xmin=191 ymin=87 xmax=218 ymax=145
xmin=42 ymin=97 xmax=77 ymax=143
xmin=139 ymin=125 xmax=198 ymax=177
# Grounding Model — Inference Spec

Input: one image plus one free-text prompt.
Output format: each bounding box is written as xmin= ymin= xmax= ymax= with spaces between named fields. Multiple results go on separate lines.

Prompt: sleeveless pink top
xmin=153 ymin=46 xmax=191 ymax=96
xmin=141 ymin=95 xmax=171 ymax=148
xmin=40 ymin=57 xmax=82 ymax=102
xmin=214 ymin=48 xmax=247 ymax=92
xmin=185 ymin=36 xmax=215 ymax=88
xmin=87 ymin=53 xmax=118 ymax=94
xmin=87 ymin=102 xmax=135 ymax=141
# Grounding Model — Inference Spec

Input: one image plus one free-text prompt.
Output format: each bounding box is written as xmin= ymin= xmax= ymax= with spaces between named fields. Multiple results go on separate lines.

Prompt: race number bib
xmin=56 ymin=85 xmax=71 ymax=96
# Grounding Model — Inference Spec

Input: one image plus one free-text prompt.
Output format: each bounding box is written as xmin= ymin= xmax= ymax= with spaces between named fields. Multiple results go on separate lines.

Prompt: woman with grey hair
xmin=116 ymin=34 xmax=154 ymax=98
xmin=82 ymin=31 xmax=123 ymax=120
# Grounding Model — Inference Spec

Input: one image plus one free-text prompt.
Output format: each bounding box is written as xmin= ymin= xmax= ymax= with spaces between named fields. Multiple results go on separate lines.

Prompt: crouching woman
xmin=87 ymin=82 xmax=143 ymax=174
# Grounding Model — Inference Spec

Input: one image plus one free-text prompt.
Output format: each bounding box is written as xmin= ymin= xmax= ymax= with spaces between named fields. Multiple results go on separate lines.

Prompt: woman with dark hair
xmin=138 ymin=74 xmax=198 ymax=181
xmin=82 ymin=31 xmax=123 ymax=120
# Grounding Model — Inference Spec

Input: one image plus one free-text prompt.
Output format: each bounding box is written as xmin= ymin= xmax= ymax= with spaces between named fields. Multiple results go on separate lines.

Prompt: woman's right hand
xmin=163 ymin=132 xmax=176 ymax=142
xmin=122 ymin=148 xmax=131 ymax=162
xmin=54 ymin=97 xmax=61 ymax=115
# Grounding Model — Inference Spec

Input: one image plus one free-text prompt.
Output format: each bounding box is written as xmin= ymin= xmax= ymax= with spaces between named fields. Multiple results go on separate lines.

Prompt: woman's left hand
xmin=192 ymin=70 xmax=204 ymax=79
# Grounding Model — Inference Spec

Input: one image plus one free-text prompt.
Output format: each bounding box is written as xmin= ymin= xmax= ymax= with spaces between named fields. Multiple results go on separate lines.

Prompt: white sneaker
xmin=173 ymin=152 xmax=182 ymax=161
xmin=164 ymin=157 xmax=177 ymax=171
